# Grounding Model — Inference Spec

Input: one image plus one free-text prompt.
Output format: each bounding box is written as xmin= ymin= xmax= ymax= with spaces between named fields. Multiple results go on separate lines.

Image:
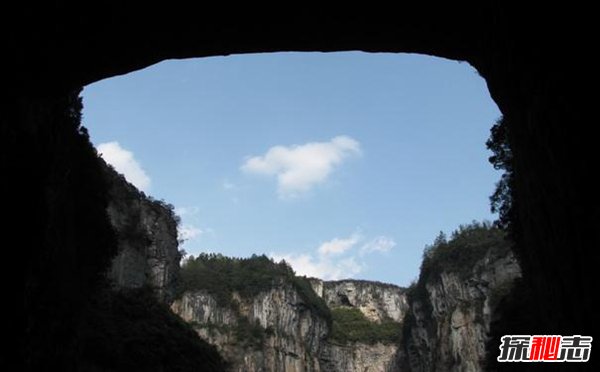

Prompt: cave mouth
xmin=18 ymin=10 xmax=594 ymax=371
xmin=82 ymin=51 xmax=502 ymax=287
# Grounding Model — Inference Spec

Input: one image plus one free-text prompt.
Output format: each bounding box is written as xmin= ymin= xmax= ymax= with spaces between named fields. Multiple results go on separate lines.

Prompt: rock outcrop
xmin=314 ymin=279 xmax=407 ymax=371
xmin=319 ymin=342 xmax=402 ymax=372
xmin=173 ymin=282 xmax=328 ymax=372
xmin=313 ymin=279 xmax=409 ymax=322
xmin=172 ymin=245 xmax=519 ymax=372
xmin=99 ymin=188 xmax=518 ymax=372
xmin=173 ymin=274 xmax=408 ymax=372
xmin=102 ymin=160 xmax=181 ymax=302
xmin=403 ymin=239 xmax=521 ymax=371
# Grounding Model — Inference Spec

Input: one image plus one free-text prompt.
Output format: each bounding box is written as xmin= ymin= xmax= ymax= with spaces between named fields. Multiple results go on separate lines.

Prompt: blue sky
xmin=83 ymin=52 xmax=501 ymax=286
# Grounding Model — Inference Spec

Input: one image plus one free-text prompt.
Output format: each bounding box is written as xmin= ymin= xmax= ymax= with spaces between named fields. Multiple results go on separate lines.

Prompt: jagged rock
xmin=314 ymin=280 xmax=407 ymax=371
xmin=312 ymin=279 xmax=409 ymax=322
xmin=173 ymin=284 xmax=327 ymax=372
xmin=173 ymin=279 xmax=408 ymax=371
xmin=102 ymin=160 xmax=181 ymax=302
xmin=319 ymin=342 xmax=403 ymax=372
xmin=404 ymin=246 xmax=521 ymax=371
xmin=100 ymin=180 xmax=519 ymax=372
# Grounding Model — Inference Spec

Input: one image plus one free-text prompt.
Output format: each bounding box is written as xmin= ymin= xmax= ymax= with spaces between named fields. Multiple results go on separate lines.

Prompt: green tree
xmin=486 ymin=116 xmax=514 ymax=229
xmin=329 ymin=308 xmax=402 ymax=345
xmin=177 ymin=253 xmax=331 ymax=324
xmin=418 ymin=221 xmax=509 ymax=284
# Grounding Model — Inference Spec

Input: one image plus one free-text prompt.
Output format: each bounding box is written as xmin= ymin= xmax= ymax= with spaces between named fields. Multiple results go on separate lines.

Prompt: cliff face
xmin=173 ymin=274 xmax=407 ymax=372
xmin=403 ymin=245 xmax=521 ymax=371
xmin=319 ymin=342 xmax=402 ymax=372
xmin=99 ymin=186 xmax=518 ymax=372
xmin=313 ymin=279 xmax=407 ymax=371
xmin=314 ymin=280 xmax=408 ymax=322
xmin=102 ymin=161 xmax=181 ymax=302
xmin=173 ymin=283 xmax=328 ymax=372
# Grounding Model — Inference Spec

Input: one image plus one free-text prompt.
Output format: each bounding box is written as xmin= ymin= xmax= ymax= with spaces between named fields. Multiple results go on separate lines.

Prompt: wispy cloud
xmin=360 ymin=236 xmax=396 ymax=255
xmin=173 ymin=206 xmax=215 ymax=254
xmin=175 ymin=206 xmax=200 ymax=217
xmin=270 ymin=252 xmax=364 ymax=281
xmin=178 ymin=225 xmax=203 ymax=241
xmin=97 ymin=141 xmax=151 ymax=192
xmin=241 ymin=136 xmax=361 ymax=198
xmin=318 ymin=234 xmax=361 ymax=256
xmin=271 ymin=233 xmax=396 ymax=280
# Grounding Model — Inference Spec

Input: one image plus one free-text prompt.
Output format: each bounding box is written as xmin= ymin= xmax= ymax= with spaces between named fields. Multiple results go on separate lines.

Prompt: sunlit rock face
xmin=103 ymin=161 xmax=181 ymax=302
xmin=173 ymin=284 xmax=328 ymax=372
xmin=313 ymin=279 xmax=409 ymax=322
xmin=315 ymin=279 xmax=408 ymax=371
xmin=319 ymin=342 xmax=403 ymax=372
xmin=403 ymin=248 xmax=521 ymax=371
xmin=173 ymin=279 xmax=408 ymax=371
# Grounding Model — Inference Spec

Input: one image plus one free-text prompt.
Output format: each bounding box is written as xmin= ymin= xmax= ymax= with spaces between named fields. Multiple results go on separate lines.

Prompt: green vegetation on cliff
xmin=193 ymin=318 xmax=268 ymax=350
xmin=408 ymin=221 xmax=510 ymax=307
xmin=178 ymin=253 xmax=331 ymax=324
xmin=486 ymin=116 xmax=514 ymax=231
xmin=403 ymin=221 xmax=512 ymax=342
xmin=420 ymin=221 xmax=508 ymax=282
xmin=329 ymin=308 xmax=402 ymax=345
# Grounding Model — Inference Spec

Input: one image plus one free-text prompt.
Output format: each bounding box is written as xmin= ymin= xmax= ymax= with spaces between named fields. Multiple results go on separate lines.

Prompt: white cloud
xmin=97 ymin=142 xmax=151 ymax=192
xmin=361 ymin=236 xmax=396 ymax=255
xmin=174 ymin=206 xmax=215 ymax=255
xmin=318 ymin=234 xmax=361 ymax=256
xmin=271 ymin=232 xmax=397 ymax=280
xmin=178 ymin=225 xmax=203 ymax=241
xmin=241 ymin=136 xmax=361 ymax=198
xmin=271 ymin=252 xmax=364 ymax=281
xmin=174 ymin=206 xmax=200 ymax=217
xmin=271 ymin=233 xmax=364 ymax=280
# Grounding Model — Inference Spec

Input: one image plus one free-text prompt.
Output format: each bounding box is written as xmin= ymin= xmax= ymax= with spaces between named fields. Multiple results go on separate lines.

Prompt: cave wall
xmin=12 ymin=3 xmax=596 ymax=370
xmin=16 ymin=93 xmax=118 ymax=370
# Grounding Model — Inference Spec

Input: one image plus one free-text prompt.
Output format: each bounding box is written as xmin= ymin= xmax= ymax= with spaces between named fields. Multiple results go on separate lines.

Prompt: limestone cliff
xmin=172 ymin=254 xmax=408 ymax=372
xmin=173 ymin=243 xmax=519 ymax=372
xmin=313 ymin=279 xmax=408 ymax=371
xmin=313 ymin=279 xmax=408 ymax=322
xmin=100 ymin=206 xmax=517 ymax=372
xmin=172 ymin=281 xmax=407 ymax=372
xmin=319 ymin=342 xmax=402 ymax=372
xmin=101 ymin=160 xmax=181 ymax=302
xmin=402 ymin=225 xmax=521 ymax=372
xmin=173 ymin=282 xmax=328 ymax=372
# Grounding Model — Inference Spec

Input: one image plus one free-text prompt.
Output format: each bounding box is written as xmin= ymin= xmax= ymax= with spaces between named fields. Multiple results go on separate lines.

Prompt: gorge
xmin=101 ymin=162 xmax=520 ymax=371
xmin=14 ymin=5 xmax=595 ymax=370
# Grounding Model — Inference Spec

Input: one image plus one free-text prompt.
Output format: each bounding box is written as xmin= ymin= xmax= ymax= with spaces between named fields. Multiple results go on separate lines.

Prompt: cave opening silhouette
xmin=12 ymin=4 xmax=595 ymax=371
